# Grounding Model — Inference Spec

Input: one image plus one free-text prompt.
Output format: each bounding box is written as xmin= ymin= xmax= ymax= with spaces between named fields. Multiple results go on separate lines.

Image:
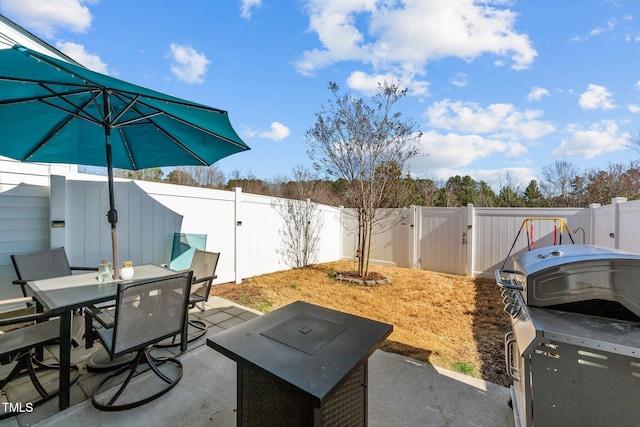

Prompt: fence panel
xmin=339 ymin=208 xmax=412 ymax=267
xmin=472 ymin=207 xmax=586 ymax=277
xmin=3 ymin=161 xmax=640 ymax=299
xmin=592 ymin=203 xmax=616 ymax=248
xmin=418 ymin=207 xmax=466 ymax=275
xmin=616 ymin=201 xmax=640 ymax=252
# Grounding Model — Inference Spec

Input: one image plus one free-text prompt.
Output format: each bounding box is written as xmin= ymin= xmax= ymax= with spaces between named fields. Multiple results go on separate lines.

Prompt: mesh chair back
xmin=112 ymin=272 xmax=192 ymax=356
xmin=190 ymin=250 xmax=220 ymax=301
xmin=11 ymin=247 xmax=72 ymax=281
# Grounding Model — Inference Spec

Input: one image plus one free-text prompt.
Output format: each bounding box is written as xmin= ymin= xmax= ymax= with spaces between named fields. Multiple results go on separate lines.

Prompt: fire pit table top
xmin=206 ymin=300 xmax=393 ymax=405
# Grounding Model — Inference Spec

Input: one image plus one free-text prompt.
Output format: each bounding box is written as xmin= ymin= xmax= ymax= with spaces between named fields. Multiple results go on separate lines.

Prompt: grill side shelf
xmin=527 ymin=306 xmax=640 ymax=358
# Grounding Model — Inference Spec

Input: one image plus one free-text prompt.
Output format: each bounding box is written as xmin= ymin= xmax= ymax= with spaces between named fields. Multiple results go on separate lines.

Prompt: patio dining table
xmin=25 ymin=263 xmax=178 ymax=410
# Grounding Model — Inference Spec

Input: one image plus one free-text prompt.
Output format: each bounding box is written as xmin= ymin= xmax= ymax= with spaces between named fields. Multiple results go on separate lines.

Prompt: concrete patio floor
xmin=1 ymin=297 xmax=514 ymax=426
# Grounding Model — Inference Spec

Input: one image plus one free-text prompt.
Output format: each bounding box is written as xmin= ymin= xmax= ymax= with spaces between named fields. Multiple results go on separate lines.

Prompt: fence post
xmin=612 ymin=197 xmax=627 ymax=249
xmin=588 ymin=203 xmax=601 ymax=245
xmin=234 ymin=187 xmax=243 ymax=284
xmin=338 ymin=205 xmax=344 ymax=261
xmin=411 ymin=206 xmax=419 ymax=269
xmin=465 ymin=204 xmax=474 ymax=277
xmin=49 ymin=166 xmax=67 ymax=251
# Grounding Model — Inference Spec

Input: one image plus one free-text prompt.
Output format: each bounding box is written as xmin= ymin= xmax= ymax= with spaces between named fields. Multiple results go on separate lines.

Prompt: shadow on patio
xmin=1 ymin=297 xmax=513 ymax=427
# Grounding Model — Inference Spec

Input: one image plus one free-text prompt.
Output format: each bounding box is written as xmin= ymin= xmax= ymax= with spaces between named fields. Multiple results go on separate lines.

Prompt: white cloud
xmin=346 ymin=70 xmax=429 ymax=96
xmin=240 ymin=0 xmax=262 ymax=19
xmin=590 ymin=19 xmax=617 ymax=36
xmin=410 ymin=130 xmax=523 ymax=171
xmin=425 ymin=99 xmax=555 ymax=140
xmin=527 ymin=86 xmax=550 ymax=102
xmin=629 ymin=104 xmax=640 ymax=113
xmin=55 ymin=41 xmax=107 ymax=73
xmin=579 ymin=84 xmax=616 ymax=110
xmin=259 ymin=122 xmax=290 ymax=141
xmin=168 ymin=43 xmax=210 ymax=84
xmin=239 ymin=127 xmax=258 ymax=141
xmin=295 ymin=0 xmax=537 ymax=91
xmin=450 ymin=72 xmax=468 ymax=88
xmin=0 ymin=0 xmax=95 ymax=38
xmin=554 ymin=120 xmax=628 ymax=158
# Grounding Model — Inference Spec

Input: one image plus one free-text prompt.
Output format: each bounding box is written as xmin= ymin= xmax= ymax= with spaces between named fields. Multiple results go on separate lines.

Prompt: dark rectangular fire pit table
xmin=206 ymin=300 xmax=393 ymax=426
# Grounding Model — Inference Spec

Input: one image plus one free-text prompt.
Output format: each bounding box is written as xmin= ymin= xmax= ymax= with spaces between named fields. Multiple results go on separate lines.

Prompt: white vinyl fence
xmin=347 ymin=199 xmax=639 ymax=278
xmin=2 ymin=160 xmax=639 ymax=301
xmin=0 ymin=165 xmax=342 ymax=299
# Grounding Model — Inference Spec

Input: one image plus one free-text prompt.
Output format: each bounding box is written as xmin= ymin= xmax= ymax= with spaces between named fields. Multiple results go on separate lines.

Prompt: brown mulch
xmin=210 ymin=261 xmax=512 ymax=387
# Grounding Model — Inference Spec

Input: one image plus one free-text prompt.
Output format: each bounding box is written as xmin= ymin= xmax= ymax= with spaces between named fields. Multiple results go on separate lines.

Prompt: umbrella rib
xmin=38 ymin=83 xmax=104 ymax=125
xmin=24 ymin=95 xmax=102 ymax=161
xmin=118 ymin=129 xmax=137 ymax=169
xmin=0 ymin=85 xmax=89 ymax=106
xmin=39 ymin=97 xmax=103 ymax=126
xmin=134 ymin=99 xmax=248 ymax=149
xmin=110 ymin=93 xmax=141 ymax=125
xmin=105 ymin=91 xmax=164 ymax=128
xmin=152 ymin=122 xmax=208 ymax=166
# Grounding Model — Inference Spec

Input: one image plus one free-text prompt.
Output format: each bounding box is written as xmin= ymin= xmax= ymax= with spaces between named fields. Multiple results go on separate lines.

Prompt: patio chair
xmin=11 ymin=247 xmax=97 ymax=297
xmin=0 ymin=297 xmax=80 ymax=419
xmin=85 ymin=271 xmax=192 ymax=411
xmin=12 ymin=247 xmax=98 ymax=356
xmin=156 ymin=249 xmax=220 ymax=347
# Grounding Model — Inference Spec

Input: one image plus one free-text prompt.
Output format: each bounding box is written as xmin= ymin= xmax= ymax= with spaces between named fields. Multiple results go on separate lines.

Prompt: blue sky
xmin=1 ymin=0 xmax=640 ymax=190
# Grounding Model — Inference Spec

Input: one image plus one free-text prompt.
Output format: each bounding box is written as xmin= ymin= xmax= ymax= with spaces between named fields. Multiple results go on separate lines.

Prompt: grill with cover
xmin=497 ymin=244 xmax=640 ymax=427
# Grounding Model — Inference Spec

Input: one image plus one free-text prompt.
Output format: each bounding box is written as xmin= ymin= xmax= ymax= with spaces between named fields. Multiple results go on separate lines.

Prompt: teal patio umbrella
xmin=0 ymin=44 xmax=250 ymax=278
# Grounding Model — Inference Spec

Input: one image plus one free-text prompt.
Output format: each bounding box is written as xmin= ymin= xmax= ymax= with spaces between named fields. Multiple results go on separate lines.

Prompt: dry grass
xmin=210 ymin=261 xmax=512 ymax=387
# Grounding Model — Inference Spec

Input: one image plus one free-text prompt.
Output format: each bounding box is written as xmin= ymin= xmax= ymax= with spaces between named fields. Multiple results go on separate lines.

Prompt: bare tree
xmin=497 ymin=171 xmax=523 ymax=207
xmin=628 ymin=130 xmax=640 ymax=154
xmin=114 ymin=168 xmax=164 ymax=182
xmin=274 ymin=198 xmax=324 ymax=268
xmin=306 ymin=81 xmax=422 ymax=277
xmin=539 ymin=160 xmax=580 ymax=206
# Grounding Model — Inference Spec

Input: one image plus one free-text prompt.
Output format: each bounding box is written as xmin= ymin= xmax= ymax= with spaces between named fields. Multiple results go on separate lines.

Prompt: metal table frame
xmin=26 ymin=264 xmax=178 ymax=410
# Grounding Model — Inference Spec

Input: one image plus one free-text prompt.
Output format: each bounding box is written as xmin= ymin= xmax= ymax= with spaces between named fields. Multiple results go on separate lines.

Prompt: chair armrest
xmin=0 ymin=298 xmax=50 ymax=328
xmin=85 ymin=305 xmax=115 ymax=329
xmin=0 ymin=297 xmax=33 ymax=307
xmin=192 ymin=274 xmax=217 ymax=285
xmin=70 ymin=266 xmax=99 ymax=272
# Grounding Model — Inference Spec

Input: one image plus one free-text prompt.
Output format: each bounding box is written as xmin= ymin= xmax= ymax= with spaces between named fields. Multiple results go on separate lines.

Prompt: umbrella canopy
xmin=0 ymin=44 xmax=250 ymax=277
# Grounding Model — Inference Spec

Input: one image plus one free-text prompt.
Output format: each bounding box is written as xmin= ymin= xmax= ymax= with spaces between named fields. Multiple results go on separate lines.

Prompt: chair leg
xmin=187 ymin=318 xmax=208 ymax=341
xmin=86 ymin=348 xmax=138 ymax=372
xmin=85 ymin=312 xmax=94 ymax=349
xmin=91 ymin=348 xmax=184 ymax=411
xmin=0 ymin=351 xmax=80 ymax=420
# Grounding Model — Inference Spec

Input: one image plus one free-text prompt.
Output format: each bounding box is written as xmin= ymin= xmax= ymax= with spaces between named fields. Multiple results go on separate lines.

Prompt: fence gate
xmin=418 ymin=207 xmax=467 ymax=275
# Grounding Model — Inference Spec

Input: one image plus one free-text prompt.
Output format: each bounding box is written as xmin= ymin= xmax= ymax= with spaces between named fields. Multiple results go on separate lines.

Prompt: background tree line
xmin=117 ymin=158 xmax=640 ymax=208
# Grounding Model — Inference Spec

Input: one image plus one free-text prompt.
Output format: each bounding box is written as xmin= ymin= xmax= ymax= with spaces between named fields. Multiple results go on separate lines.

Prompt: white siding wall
xmin=0 ymin=159 xmax=52 ymax=299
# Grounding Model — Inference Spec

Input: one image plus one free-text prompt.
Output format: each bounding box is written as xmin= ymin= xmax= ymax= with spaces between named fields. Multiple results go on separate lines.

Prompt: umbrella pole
xmin=106 ymin=141 xmax=120 ymax=280
xmin=104 ymin=95 xmax=120 ymax=279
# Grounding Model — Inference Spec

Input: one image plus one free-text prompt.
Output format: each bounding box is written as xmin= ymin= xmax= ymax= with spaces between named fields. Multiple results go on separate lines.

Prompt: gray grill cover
xmin=511 ymin=244 xmax=640 ymax=316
